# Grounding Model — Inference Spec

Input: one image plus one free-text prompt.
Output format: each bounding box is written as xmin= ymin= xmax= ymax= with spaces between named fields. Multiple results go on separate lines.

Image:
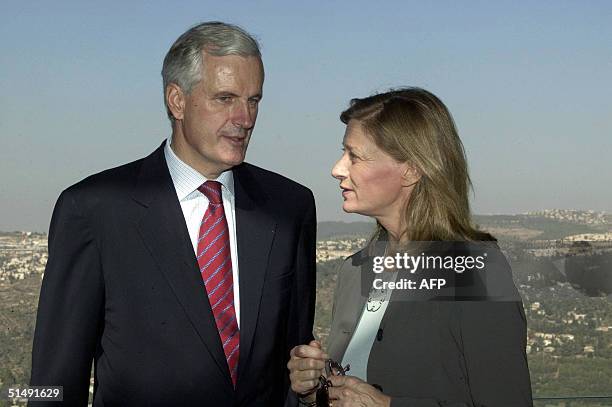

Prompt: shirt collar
xmin=164 ymin=136 xmax=235 ymax=201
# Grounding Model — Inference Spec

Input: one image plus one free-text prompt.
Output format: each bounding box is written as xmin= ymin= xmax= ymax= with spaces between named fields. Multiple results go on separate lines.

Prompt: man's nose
xmin=231 ymin=100 xmax=256 ymax=129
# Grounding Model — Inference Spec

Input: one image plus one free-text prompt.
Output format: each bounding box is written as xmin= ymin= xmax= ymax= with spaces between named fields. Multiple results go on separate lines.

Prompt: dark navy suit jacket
xmin=30 ymin=142 xmax=317 ymax=406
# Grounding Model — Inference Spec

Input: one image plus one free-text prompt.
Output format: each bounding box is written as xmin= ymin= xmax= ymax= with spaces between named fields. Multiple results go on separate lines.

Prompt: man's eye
xmin=218 ymin=96 xmax=232 ymax=103
xmin=248 ymin=99 xmax=260 ymax=107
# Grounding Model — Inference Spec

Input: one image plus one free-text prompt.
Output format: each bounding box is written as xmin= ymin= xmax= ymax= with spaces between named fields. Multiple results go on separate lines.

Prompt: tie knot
xmin=198 ymin=181 xmax=223 ymax=205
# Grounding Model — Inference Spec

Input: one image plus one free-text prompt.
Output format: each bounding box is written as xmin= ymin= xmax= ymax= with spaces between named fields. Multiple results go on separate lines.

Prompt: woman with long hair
xmin=288 ymin=88 xmax=532 ymax=406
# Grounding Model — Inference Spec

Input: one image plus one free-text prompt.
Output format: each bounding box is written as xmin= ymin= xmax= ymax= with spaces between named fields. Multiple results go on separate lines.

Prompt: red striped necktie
xmin=197 ymin=180 xmax=239 ymax=387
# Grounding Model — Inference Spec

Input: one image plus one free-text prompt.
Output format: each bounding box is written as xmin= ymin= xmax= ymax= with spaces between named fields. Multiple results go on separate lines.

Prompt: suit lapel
xmin=232 ymin=164 xmax=276 ymax=385
xmin=131 ymin=143 xmax=232 ymax=386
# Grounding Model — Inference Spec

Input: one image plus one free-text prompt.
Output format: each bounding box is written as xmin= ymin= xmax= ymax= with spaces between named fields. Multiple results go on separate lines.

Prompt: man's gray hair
xmin=162 ymin=21 xmax=262 ymax=123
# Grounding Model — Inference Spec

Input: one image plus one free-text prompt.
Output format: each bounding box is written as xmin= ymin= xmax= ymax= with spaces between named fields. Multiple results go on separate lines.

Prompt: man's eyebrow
xmin=213 ymin=91 xmax=262 ymax=100
xmin=213 ymin=91 xmax=239 ymax=98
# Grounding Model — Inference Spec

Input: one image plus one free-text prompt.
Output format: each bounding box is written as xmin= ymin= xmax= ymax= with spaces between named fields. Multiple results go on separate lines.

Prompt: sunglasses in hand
xmin=316 ymin=359 xmax=350 ymax=407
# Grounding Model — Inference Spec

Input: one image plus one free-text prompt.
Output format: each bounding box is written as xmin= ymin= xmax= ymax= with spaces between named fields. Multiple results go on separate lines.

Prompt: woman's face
xmin=331 ymin=120 xmax=414 ymax=220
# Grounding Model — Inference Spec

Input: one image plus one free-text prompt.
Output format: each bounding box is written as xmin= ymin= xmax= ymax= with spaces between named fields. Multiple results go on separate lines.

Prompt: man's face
xmin=169 ymin=53 xmax=264 ymax=178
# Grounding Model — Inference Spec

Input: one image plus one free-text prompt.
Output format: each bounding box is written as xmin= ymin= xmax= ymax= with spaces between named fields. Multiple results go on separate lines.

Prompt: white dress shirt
xmin=164 ymin=137 xmax=240 ymax=327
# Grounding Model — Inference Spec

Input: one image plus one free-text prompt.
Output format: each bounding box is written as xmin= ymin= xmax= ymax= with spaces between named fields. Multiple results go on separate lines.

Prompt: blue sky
xmin=1 ymin=1 xmax=611 ymax=231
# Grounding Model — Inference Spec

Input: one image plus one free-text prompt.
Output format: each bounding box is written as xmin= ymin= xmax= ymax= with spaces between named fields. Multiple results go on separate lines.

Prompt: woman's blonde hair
xmin=340 ymin=87 xmax=494 ymax=242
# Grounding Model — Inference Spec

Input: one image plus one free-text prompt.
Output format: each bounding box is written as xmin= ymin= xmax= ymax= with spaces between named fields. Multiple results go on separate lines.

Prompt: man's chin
xmin=221 ymin=155 xmax=247 ymax=169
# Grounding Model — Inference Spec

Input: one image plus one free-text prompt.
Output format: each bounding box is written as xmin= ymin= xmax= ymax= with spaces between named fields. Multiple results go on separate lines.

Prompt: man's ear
xmin=402 ymin=165 xmax=421 ymax=187
xmin=166 ymin=83 xmax=186 ymax=121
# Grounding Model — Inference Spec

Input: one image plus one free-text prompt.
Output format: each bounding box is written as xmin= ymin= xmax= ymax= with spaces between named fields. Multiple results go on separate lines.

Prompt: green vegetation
xmin=320 ymin=214 xmax=606 ymax=242
xmin=530 ymin=355 xmax=612 ymax=403
xmin=473 ymin=214 xmax=601 ymax=241
xmin=0 ymin=275 xmax=38 ymax=407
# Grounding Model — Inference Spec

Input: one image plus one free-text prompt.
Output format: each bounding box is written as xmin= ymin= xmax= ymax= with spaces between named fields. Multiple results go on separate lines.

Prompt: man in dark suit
xmin=30 ymin=21 xmax=316 ymax=406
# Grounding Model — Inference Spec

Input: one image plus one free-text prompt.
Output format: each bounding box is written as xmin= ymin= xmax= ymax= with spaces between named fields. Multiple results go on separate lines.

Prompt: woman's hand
xmin=328 ymin=375 xmax=391 ymax=407
xmin=287 ymin=340 xmax=328 ymax=396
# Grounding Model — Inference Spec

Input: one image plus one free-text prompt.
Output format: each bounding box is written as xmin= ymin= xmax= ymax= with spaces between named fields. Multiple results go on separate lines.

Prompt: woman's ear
xmin=402 ymin=165 xmax=421 ymax=187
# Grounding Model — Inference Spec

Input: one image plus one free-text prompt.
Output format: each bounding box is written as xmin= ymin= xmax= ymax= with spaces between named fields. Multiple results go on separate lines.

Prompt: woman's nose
xmin=331 ymin=154 xmax=349 ymax=180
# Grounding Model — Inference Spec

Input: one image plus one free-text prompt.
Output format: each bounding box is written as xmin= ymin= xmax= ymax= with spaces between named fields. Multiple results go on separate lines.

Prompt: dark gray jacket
xmin=327 ymin=243 xmax=533 ymax=407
